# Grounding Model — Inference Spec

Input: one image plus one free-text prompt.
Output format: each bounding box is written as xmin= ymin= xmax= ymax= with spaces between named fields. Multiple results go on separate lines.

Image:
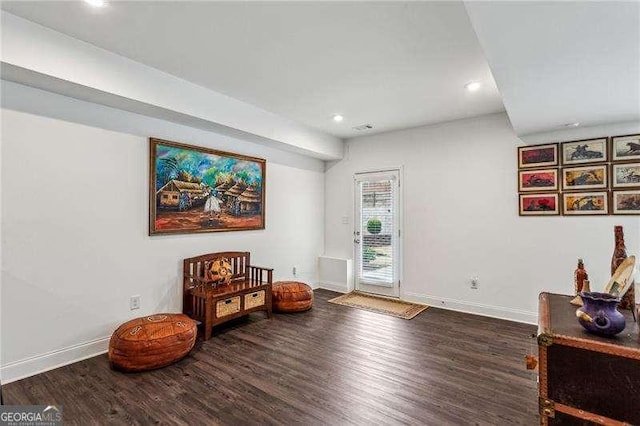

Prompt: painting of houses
xmin=149 ymin=138 xmax=265 ymax=235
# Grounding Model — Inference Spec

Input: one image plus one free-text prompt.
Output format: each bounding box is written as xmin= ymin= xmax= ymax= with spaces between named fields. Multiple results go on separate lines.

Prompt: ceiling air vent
xmin=353 ymin=124 xmax=373 ymax=131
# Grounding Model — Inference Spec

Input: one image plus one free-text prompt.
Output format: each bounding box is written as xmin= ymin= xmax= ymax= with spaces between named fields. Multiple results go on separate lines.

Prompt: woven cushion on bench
xmin=204 ymin=257 xmax=232 ymax=285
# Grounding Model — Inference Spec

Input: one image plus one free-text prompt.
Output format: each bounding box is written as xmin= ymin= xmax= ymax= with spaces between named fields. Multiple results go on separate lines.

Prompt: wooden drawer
xmin=245 ymin=290 xmax=265 ymax=309
xmin=186 ymin=280 xmax=272 ymax=340
xmin=216 ymin=296 xmax=241 ymax=318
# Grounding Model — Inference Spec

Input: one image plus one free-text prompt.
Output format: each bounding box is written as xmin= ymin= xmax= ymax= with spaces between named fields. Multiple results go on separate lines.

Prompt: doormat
xmin=327 ymin=291 xmax=429 ymax=319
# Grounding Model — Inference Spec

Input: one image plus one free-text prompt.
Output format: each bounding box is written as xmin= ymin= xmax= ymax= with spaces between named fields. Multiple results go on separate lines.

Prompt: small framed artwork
xmin=562 ymin=192 xmax=609 ymax=215
xmin=562 ymin=165 xmax=608 ymax=191
xmin=519 ymin=193 xmax=560 ymax=216
xmin=518 ymin=168 xmax=558 ymax=192
xmin=561 ymin=138 xmax=608 ymax=165
xmin=611 ymin=134 xmax=640 ymax=162
xmin=612 ymin=163 xmax=640 ymax=188
xmin=612 ymin=190 xmax=640 ymax=215
xmin=518 ymin=144 xmax=558 ymax=169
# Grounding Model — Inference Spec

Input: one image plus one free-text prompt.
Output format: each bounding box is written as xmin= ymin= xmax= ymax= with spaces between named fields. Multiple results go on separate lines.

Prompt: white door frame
xmin=353 ymin=168 xmax=403 ymax=298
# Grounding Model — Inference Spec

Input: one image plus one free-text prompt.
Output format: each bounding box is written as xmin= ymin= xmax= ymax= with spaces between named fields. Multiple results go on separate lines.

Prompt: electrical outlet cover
xmin=130 ymin=295 xmax=141 ymax=310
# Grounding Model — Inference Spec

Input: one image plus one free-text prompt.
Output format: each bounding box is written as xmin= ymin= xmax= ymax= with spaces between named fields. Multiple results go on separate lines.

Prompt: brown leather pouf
xmin=109 ymin=313 xmax=197 ymax=372
xmin=272 ymin=281 xmax=314 ymax=312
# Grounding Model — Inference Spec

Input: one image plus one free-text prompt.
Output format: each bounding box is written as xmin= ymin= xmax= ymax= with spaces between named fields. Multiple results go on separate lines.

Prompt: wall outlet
xmin=292 ymin=266 xmax=297 ymax=276
xmin=470 ymin=277 xmax=479 ymax=290
xmin=130 ymin=295 xmax=141 ymax=310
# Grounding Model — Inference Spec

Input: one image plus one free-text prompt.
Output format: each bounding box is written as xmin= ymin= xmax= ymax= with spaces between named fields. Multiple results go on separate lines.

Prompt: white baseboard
xmin=318 ymin=281 xmax=349 ymax=294
xmin=1 ymin=336 xmax=110 ymax=384
xmin=402 ymin=292 xmax=537 ymax=325
xmin=317 ymin=285 xmax=536 ymax=324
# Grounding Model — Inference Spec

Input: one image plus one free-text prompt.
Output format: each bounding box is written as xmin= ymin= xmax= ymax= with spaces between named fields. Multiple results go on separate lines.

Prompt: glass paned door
xmin=354 ymin=170 xmax=400 ymax=297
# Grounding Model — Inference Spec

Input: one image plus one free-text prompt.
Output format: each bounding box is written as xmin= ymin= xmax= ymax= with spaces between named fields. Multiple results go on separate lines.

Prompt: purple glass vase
xmin=576 ymin=292 xmax=626 ymax=336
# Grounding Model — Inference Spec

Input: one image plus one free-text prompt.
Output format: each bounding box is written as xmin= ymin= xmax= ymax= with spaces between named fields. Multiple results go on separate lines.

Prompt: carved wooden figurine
xmin=570 ymin=258 xmax=590 ymax=306
xmin=611 ymin=226 xmax=635 ymax=316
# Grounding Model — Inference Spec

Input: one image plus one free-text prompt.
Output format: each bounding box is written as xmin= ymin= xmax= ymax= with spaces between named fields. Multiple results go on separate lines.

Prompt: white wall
xmin=1 ymin=83 xmax=325 ymax=383
xmin=2 ymin=82 xmax=637 ymax=385
xmin=324 ymin=112 xmax=639 ymax=323
xmin=520 ymin=120 xmax=640 ymax=146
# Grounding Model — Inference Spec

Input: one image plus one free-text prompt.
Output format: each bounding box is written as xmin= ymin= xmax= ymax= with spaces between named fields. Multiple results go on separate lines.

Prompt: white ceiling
xmin=0 ymin=1 xmax=505 ymax=139
xmin=465 ymin=1 xmax=640 ymax=137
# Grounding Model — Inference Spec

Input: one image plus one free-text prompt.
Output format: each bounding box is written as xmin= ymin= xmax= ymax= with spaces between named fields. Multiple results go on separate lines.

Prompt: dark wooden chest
xmin=538 ymin=292 xmax=640 ymax=425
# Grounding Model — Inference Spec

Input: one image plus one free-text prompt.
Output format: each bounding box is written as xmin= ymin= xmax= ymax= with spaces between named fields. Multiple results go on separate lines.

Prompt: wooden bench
xmin=183 ymin=251 xmax=273 ymax=340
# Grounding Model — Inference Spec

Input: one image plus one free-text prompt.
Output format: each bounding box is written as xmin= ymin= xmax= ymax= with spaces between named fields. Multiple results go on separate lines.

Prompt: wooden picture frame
xmin=612 ymin=190 xmax=640 ymax=215
xmin=562 ymin=192 xmax=609 ymax=215
xmin=149 ymin=138 xmax=266 ymax=235
xmin=611 ymin=134 xmax=640 ymax=162
xmin=519 ymin=193 xmax=560 ymax=216
xmin=561 ymin=138 xmax=608 ymax=166
xmin=518 ymin=143 xmax=558 ymax=169
xmin=518 ymin=168 xmax=558 ymax=192
xmin=562 ymin=164 xmax=608 ymax=191
xmin=612 ymin=163 xmax=640 ymax=188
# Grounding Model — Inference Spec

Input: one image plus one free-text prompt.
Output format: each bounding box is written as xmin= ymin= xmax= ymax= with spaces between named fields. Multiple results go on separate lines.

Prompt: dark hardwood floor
xmin=4 ymin=290 xmax=539 ymax=425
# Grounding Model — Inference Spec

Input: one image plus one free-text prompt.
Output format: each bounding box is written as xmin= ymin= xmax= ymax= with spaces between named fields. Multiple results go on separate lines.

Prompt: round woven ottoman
xmin=272 ymin=281 xmax=314 ymax=313
xmin=109 ymin=313 xmax=197 ymax=372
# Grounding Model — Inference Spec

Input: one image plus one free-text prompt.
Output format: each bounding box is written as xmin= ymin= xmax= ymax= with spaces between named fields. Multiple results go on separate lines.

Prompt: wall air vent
xmin=353 ymin=124 xmax=373 ymax=131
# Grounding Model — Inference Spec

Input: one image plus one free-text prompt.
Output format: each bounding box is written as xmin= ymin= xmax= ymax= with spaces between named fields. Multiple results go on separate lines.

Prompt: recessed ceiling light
xmin=564 ymin=122 xmax=580 ymax=127
xmin=332 ymin=114 xmax=344 ymax=123
xmin=85 ymin=0 xmax=106 ymax=7
xmin=465 ymin=81 xmax=481 ymax=92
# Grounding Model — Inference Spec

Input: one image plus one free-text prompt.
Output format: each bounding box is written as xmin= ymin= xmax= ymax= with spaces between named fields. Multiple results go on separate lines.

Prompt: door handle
xmin=354 ymin=239 xmax=360 ymax=244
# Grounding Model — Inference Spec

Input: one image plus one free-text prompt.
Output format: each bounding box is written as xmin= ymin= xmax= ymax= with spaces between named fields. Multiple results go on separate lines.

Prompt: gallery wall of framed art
xmin=517 ymin=134 xmax=640 ymax=216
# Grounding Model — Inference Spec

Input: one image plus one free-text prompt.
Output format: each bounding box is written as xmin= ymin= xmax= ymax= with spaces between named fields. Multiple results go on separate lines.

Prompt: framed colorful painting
xmin=612 ymin=163 xmax=640 ymax=188
xmin=561 ymin=138 xmax=608 ymax=165
xmin=562 ymin=192 xmax=609 ymax=216
xmin=519 ymin=193 xmax=560 ymax=216
xmin=518 ymin=168 xmax=558 ymax=192
xmin=612 ymin=190 xmax=640 ymax=215
xmin=611 ymin=134 xmax=640 ymax=162
xmin=517 ymin=143 xmax=558 ymax=169
xmin=562 ymin=165 xmax=608 ymax=191
xmin=149 ymin=138 xmax=266 ymax=235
